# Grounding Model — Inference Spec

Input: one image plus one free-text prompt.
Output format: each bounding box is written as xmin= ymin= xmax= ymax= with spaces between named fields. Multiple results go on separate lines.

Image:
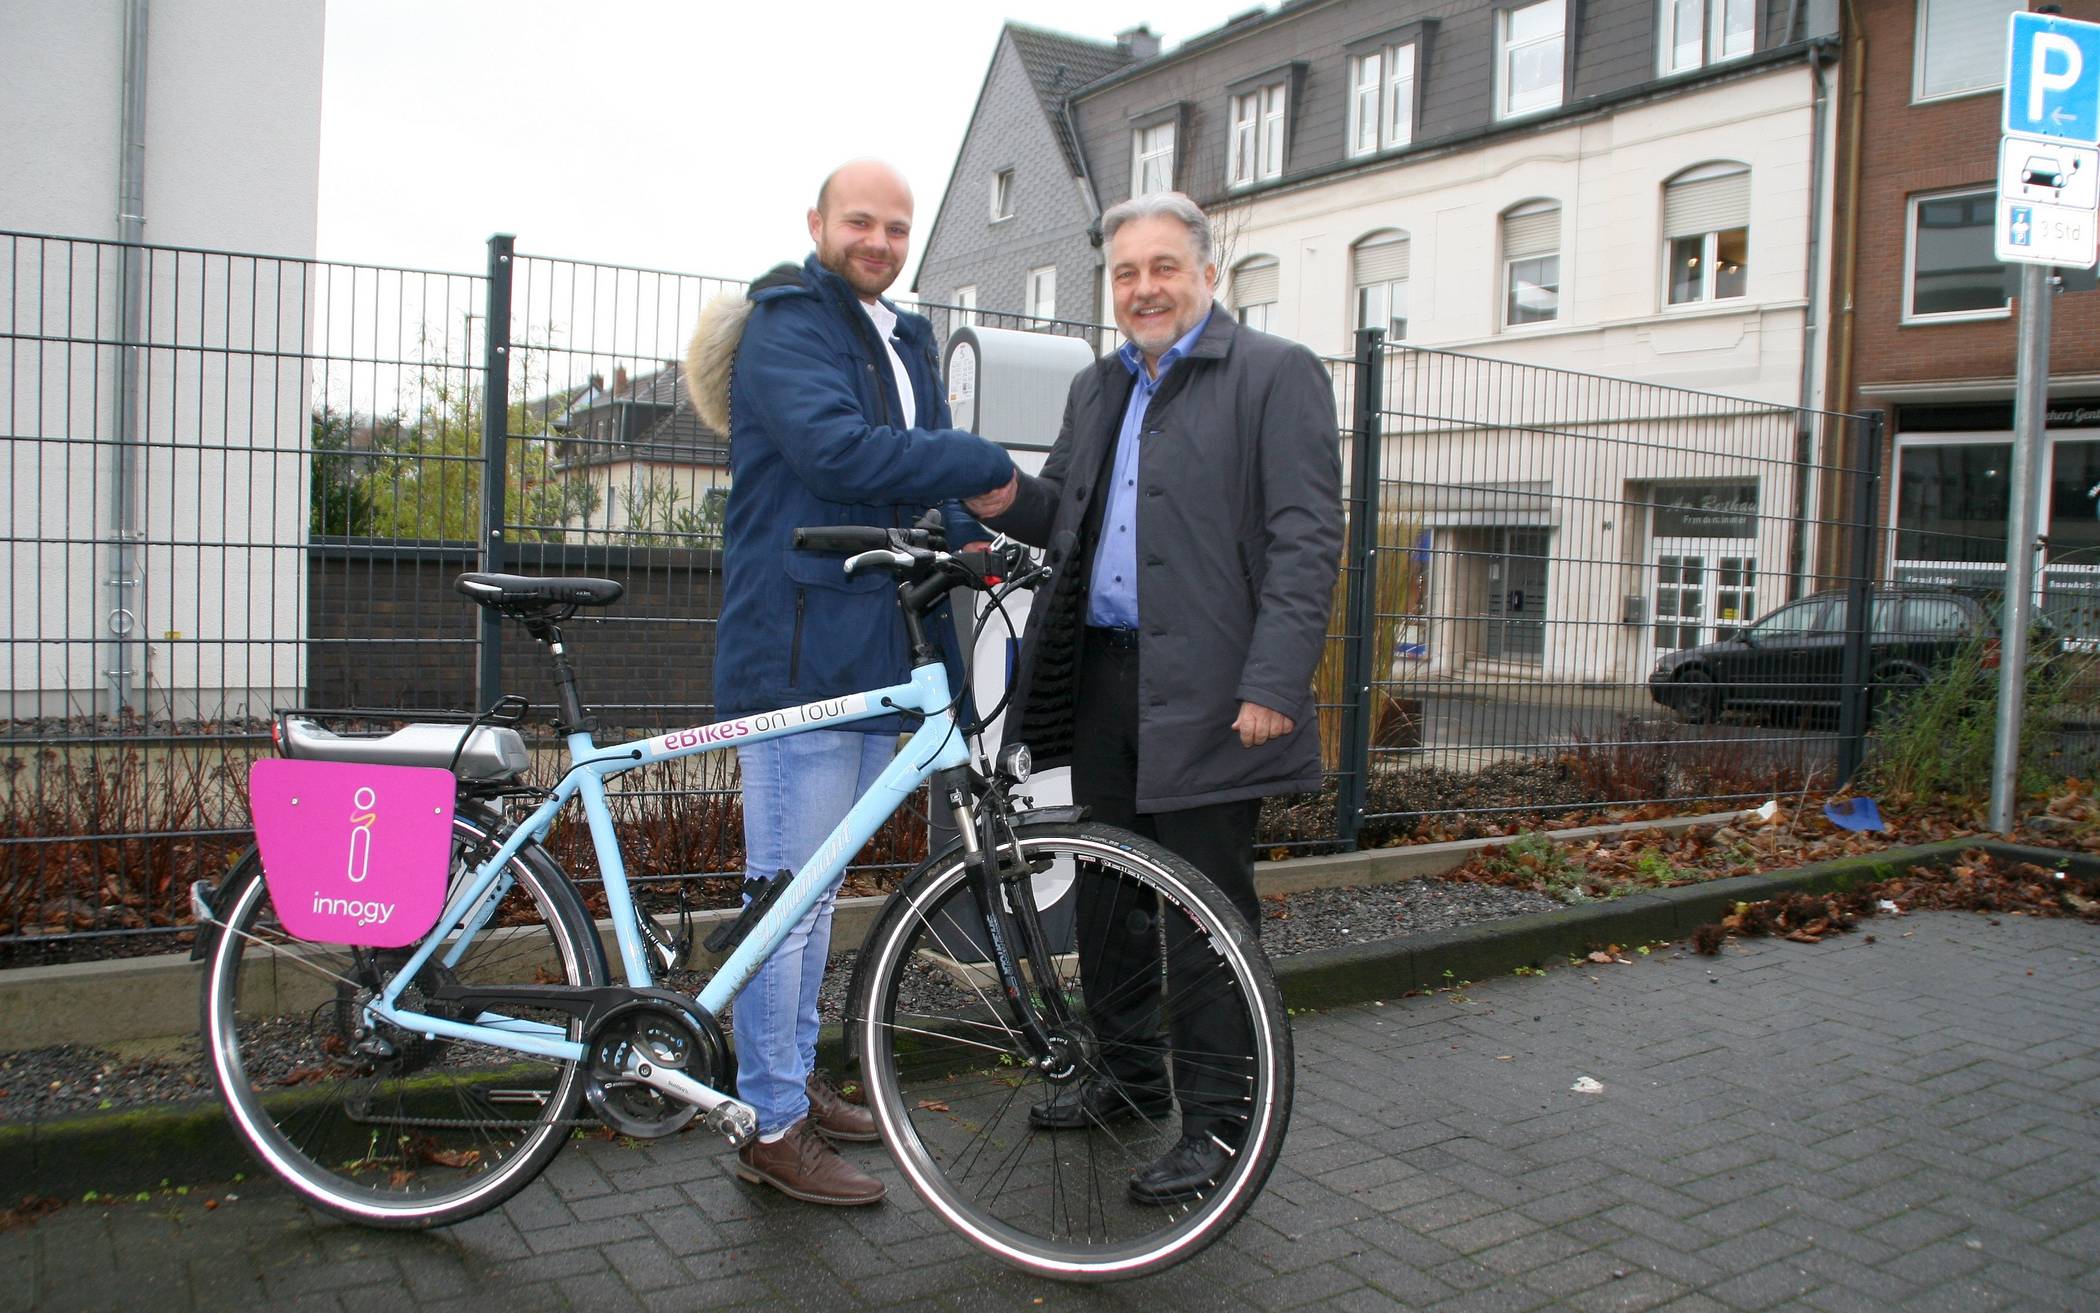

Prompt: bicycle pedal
xmin=702 ymin=1099 xmax=759 ymax=1147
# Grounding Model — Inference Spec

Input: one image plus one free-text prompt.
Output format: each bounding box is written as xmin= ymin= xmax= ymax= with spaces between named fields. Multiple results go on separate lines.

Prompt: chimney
xmin=1116 ymin=25 xmax=1160 ymax=60
xmin=613 ymin=366 xmax=630 ymax=394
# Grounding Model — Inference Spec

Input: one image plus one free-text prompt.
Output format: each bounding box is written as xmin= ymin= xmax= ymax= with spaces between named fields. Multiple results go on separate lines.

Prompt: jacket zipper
xmin=789 ymin=591 xmax=806 ymax=686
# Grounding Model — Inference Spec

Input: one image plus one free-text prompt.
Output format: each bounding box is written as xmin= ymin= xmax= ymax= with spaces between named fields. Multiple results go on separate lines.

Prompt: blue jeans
xmin=734 ymin=728 xmax=894 ymax=1135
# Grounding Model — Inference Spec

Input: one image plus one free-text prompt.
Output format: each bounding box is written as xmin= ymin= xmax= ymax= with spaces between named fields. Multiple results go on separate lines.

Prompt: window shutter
xmin=1503 ymin=207 xmax=1560 ymax=259
xmin=1354 ymin=237 xmax=1410 ymax=286
xmin=1664 ymin=170 xmax=1750 ymax=237
xmin=1233 ymin=260 xmax=1279 ymax=305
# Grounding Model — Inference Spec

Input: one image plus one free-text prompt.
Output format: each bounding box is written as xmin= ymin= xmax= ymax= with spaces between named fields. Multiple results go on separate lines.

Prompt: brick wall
xmin=1838 ymin=0 xmax=2100 ymax=408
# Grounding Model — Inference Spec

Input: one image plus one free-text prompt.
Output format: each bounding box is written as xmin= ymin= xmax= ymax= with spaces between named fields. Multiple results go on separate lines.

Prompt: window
xmin=1352 ymin=231 xmax=1410 ymax=340
xmin=1348 ymin=43 xmax=1417 ymax=157
xmin=1232 ymin=257 xmax=1279 ymax=331
xmin=990 ymin=169 xmax=1014 ymax=221
xmin=953 ymin=286 xmax=977 ymax=329
xmin=1498 ymin=0 xmax=1565 ymax=119
xmin=1916 ymin=0 xmax=2028 ymax=102
xmin=1663 ymin=164 xmax=1750 ymax=305
xmin=1026 ymin=265 xmax=1056 ymax=321
xmin=1906 ymin=188 xmax=2013 ymax=320
xmin=1132 ymin=120 xmax=1176 ymax=196
xmin=1229 ymin=81 xmax=1288 ymax=187
xmin=1660 ymin=0 xmax=1756 ymax=74
xmin=1502 ymin=201 xmax=1561 ymax=326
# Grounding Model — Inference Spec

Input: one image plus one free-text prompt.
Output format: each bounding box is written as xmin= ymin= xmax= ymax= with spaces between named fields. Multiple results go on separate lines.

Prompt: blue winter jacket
xmin=703 ymin=255 xmax=1014 ymax=727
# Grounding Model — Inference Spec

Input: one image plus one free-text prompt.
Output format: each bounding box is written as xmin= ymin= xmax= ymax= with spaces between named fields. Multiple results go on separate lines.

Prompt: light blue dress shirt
xmin=1087 ymin=310 xmax=1213 ymax=629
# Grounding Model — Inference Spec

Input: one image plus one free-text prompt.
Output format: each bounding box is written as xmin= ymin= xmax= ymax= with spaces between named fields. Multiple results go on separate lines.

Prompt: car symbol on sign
xmin=2024 ymin=155 xmax=2071 ymax=190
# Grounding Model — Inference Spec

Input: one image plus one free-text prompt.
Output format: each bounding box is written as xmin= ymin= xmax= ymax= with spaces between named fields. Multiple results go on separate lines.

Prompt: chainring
xmin=584 ymin=993 xmax=729 ymax=1138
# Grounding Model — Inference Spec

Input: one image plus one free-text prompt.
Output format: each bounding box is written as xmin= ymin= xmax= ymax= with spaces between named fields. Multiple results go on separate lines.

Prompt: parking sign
xmin=2005 ymin=11 xmax=2100 ymax=145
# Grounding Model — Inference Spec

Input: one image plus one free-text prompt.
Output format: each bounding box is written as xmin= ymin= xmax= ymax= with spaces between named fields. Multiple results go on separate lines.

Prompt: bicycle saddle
xmin=456 ymin=573 xmax=625 ymax=609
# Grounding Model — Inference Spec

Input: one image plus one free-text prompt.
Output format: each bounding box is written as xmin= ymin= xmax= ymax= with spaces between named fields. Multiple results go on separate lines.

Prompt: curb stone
xmin=2 ymin=835 xmax=2088 ymax=1199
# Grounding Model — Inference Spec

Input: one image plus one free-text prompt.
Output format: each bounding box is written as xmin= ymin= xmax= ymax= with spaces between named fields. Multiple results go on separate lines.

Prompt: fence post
xmin=476 ymin=234 xmax=515 ymax=711
xmin=1835 ymin=411 xmax=1886 ymax=784
xmin=1335 ymin=328 xmax=1386 ymax=848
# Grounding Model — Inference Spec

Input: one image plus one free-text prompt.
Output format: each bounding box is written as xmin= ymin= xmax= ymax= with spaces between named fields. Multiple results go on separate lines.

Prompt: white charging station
xmin=942 ymin=326 xmax=1096 ymax=817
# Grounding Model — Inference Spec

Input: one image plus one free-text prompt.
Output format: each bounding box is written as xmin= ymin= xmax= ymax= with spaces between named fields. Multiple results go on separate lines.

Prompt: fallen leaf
xmin=916 ymin=1100 xmax=951 ymax=1113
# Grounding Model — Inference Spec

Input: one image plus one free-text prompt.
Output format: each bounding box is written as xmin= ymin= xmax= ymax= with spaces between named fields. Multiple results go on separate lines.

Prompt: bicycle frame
xmin=362 ymin=659 xmax=971 ymax=1072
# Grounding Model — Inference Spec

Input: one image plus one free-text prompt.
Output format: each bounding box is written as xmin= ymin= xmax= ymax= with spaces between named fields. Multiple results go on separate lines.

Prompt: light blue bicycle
xmin=193 ymin=520 xmax=1292 ymax=1279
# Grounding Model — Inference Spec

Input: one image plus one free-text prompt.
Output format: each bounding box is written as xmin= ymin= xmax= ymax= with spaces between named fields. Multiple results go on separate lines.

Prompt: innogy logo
xmin=312 ymin=783 xmax=397 ymax=927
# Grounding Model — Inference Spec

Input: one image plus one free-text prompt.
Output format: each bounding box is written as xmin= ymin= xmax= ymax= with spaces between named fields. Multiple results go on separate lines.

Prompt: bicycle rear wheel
xmin=200 ymin=806 xmax=604 ymax=1227
xmin=850 ymin=821 xmax=1292 ymax=1280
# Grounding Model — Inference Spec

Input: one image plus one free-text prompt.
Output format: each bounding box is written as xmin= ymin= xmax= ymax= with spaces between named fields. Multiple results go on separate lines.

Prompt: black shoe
xmin=1128 ymin=1129 xmax=1235 ymax=1206
xmin=1028 ymin=1078 xmax=1172 ymax=1131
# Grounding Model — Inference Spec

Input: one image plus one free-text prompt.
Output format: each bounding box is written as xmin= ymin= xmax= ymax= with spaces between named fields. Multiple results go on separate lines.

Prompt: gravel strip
xmin=0 ymin=877 xmax=1560 ymax=1126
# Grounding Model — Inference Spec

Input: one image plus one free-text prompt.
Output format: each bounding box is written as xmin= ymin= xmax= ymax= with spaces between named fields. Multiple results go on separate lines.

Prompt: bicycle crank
xmin=583 ymin=993 xmax=749 ymax=1142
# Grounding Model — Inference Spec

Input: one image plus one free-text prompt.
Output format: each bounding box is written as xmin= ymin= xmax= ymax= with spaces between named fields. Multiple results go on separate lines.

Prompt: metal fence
xmin=3 ymin=229 xmax=1919 ymax=948
xmin=1320 ymin=331 xmax=1887 ymax=851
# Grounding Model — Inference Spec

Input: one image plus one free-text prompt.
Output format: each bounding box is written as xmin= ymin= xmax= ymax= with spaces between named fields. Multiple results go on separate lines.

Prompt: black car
xmin=1648 ymin=587 xmax=2029 ymax=723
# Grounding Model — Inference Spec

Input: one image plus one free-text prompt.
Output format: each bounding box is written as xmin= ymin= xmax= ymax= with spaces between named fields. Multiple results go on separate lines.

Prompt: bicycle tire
xmin=200 ymin=804 xmax=606 ymax=1228
xmin=849 ymin=821 xmax=1292 ymax=1280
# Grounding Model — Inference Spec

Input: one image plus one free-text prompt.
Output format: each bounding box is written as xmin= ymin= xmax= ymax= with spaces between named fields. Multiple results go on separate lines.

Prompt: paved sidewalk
xmin=5 ymin=911 xmax=2096 ymax=1313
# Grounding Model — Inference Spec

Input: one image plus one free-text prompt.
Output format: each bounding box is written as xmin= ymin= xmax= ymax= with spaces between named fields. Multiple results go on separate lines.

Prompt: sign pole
xmin=1990 ymin=263 xmax=2051 ymax=834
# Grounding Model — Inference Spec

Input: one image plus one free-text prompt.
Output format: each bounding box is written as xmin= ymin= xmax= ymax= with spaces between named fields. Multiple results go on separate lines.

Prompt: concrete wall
xmin=0 ymin=0 xmax=325 ymax=720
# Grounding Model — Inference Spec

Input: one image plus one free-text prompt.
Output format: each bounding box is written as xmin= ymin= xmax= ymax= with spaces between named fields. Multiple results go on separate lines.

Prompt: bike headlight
xmin=996 ymin=742 xmax=1032 ymax=784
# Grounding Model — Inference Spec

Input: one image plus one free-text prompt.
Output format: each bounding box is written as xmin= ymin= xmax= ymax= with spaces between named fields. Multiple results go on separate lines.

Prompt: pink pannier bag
xmin=248 ymin=759 xmax=457 ymax=948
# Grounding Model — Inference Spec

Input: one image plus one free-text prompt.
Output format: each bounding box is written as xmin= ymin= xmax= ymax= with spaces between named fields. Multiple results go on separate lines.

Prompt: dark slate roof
xmin=559 ymin=364 xmax=728 ymax=468
xmin=1005 ymin=22 xmax=1134 ymax=176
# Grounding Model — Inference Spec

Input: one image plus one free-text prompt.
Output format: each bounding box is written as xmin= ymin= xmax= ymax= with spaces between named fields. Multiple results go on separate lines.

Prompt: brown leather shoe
xmin=806 ymin=1069 xmax=879 ymax=1143
xmin=734 ymin=1118 xmax=886 ymax=1206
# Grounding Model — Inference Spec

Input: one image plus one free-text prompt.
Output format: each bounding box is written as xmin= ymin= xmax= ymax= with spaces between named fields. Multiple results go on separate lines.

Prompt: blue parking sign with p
xmin=2005 ymin=11 xmax=2100 ymax=145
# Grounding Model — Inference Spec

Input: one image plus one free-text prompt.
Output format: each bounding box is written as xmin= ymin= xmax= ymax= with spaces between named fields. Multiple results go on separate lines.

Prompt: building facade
xmin=932 ymin=0 xmax=1846 ymax=686
xmin=914 ymin=23 xmax=1142 ymax=331
xmin=1832 ymin=0 xmax=2100 ymax=639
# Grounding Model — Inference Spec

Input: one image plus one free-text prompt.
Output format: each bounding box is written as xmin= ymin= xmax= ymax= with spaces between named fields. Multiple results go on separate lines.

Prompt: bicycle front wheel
xmin=200 ymin=806 xmax=605 ymax=1228
xmin=850 ymin=821 xmax=1292 ymax=1280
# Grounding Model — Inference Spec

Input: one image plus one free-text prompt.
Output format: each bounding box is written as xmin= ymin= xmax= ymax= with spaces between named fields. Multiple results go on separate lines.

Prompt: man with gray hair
xmin=966 ymin=191 xmax=1341 ymax=1202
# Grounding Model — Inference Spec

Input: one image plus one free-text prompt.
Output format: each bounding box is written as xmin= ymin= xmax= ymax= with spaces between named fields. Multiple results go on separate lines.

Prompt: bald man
xmin=685 ymin=161 xmax=1015 ymax=1205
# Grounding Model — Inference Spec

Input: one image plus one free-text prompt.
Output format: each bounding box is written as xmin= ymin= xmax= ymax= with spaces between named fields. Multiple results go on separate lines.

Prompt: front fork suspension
xmin=935 ymin=767 xmax=1080 ymax=1078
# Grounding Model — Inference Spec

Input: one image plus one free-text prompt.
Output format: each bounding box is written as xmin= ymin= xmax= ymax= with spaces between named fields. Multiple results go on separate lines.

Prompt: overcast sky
xmin=317 ymin=0 xmax=1248 ymax=291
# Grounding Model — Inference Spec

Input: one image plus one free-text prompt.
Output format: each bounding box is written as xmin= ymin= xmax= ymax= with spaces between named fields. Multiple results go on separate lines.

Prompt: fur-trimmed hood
xmin=684 ymin=261 xmax=808 ymax=434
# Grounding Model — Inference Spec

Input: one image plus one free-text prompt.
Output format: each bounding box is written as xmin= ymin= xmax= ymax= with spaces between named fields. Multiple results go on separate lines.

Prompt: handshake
xmin=964 ymin=472 xmax=1019 ymax=518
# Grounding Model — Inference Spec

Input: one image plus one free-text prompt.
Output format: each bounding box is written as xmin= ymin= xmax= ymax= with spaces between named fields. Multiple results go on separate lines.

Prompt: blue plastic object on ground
xmin=1823 ymin=796 xmax=1885 ymax=832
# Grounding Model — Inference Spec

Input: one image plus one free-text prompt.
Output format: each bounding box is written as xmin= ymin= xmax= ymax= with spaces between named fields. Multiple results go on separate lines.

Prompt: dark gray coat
xmin=987 ymin=310 xmax=1342 ymax=812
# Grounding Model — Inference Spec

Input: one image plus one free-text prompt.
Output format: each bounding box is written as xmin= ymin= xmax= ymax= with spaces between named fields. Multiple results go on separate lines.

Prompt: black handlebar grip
xmin=791 ymin=526 xmax=896 ymax=553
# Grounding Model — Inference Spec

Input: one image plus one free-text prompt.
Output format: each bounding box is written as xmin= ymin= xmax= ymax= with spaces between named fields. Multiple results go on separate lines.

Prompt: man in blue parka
xmin=684 ymin=159 xmax=1015 ymax=1205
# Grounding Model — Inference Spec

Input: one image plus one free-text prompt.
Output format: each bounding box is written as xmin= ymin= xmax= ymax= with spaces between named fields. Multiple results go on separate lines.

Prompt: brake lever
xmin=844 ymin=548 xmax=918 ymax=576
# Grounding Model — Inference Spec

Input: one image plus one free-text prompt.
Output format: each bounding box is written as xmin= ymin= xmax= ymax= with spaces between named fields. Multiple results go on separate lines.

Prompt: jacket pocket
xmin=789 ymin=590 xmax=806 ymax=687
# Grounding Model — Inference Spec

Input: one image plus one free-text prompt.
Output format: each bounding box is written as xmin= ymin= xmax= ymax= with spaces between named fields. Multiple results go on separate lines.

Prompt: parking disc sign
xmin=2005 ymin=11 xmax=2100 ymax=144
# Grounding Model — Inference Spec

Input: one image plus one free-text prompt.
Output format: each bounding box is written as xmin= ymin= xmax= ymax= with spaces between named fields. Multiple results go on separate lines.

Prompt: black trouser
xmin=1067 ymin=628 xmax=1263 ymax=1140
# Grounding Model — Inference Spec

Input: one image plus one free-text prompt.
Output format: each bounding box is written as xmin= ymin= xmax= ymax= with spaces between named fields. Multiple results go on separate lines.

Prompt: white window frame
xmin=1501 ymin=202 xmax=1562 ymax=329
xmin=953 ymin=286 xmax=977 ymax=328
xmin=1659 ymin=0 xmax=1757 ymax=75
xmin=1026 ymin=265 xmax=1057 ymax=321
xmin=990 ymin=169 xmax=1014 ymax=222
xmin=1352 ymin=232 xmax=1411 ymax=341
xmin=1903 ymin=186 xmax=2013 ymax=324
xmin=1229 ymin=81 xmax=1288 ymax=188
xmin=1913 ymin=0 xmax=2029 ymax=105
xmin=1661 ymin=164 xmax=1751 ymax=308
xmin=1348 ymin=43 xmax=1418 ymax=158
xmin=1497 ymin=0 xmax=1566 ymax=121
xmin=1232 ymin=256 xmax=1279 ymax=331
xmin=1132 ymin=120 xmax=1176 ymax=196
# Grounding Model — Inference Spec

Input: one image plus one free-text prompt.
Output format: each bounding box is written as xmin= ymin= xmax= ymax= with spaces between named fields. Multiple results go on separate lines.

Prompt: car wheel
xmin=1674 ymin=667 xmax=1724 ymax=724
